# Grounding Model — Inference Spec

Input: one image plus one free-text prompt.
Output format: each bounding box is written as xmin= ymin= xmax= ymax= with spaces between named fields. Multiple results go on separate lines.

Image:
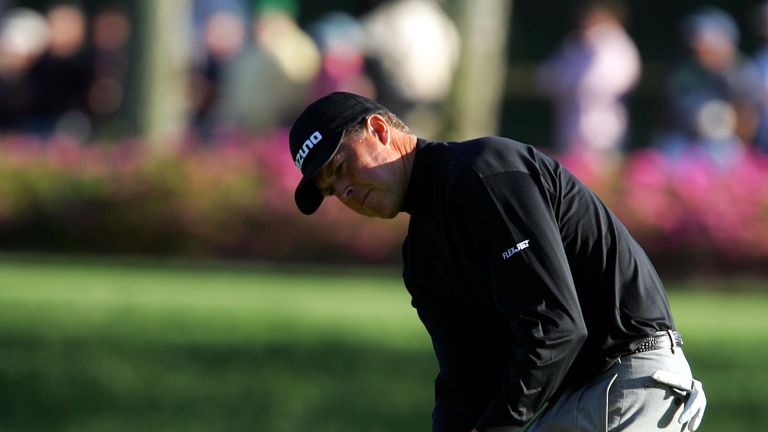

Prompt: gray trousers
xmin=520 ymin=348 xmax=693 ymax=432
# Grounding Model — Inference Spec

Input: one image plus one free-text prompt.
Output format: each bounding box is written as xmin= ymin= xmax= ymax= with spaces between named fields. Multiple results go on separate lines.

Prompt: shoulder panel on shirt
xmin=457 ymin=136 xmax=540 ymax=178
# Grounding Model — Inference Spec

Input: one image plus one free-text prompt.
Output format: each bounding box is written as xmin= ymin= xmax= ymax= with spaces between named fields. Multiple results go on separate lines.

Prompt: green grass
xmin=0 ymin=255 xmax=766 ymax=431
xmin=667 ymin=288 xmax=768 ymax=432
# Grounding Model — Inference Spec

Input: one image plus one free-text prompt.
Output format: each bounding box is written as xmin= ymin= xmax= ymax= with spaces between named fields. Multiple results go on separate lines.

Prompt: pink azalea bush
xmin=0 ymin=131 xmax=407 ymax=264
xmin=0 ymin=131 xmax=765 ymax=273
xmin=561 ymin=148 xmax=768 ymax=274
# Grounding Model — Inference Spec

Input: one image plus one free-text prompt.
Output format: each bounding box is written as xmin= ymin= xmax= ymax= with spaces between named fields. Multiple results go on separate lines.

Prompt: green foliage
xmin=0 ymin=135 xmax=408 ymax=264
xmin=2 ymin=135 xmax=768 ymax=272
xmin=0 ymin=256 xmax=766 ymax=431
xmin=668 ymin=290 xmax=768 ymax=432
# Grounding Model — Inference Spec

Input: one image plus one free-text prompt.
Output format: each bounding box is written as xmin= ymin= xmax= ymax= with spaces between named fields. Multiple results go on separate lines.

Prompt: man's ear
xmin=367 ymin=114 xmax=390 ymax=146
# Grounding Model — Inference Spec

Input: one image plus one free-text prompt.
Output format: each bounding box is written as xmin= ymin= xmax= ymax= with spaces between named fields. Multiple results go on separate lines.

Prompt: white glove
xmin=652 ymin=370 xmax=706 ymax=431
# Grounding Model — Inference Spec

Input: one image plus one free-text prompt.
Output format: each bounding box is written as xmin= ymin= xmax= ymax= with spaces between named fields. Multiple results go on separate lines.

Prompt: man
xmin=289 ymin=92 xmax=706 ymax=431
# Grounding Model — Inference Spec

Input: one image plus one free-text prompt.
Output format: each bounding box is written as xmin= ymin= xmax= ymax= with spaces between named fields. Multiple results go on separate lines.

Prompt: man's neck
xmin=394 ymin=133 xmax=421 ymax=215
xmin=395 ymin=133 xmax=418 ymax=169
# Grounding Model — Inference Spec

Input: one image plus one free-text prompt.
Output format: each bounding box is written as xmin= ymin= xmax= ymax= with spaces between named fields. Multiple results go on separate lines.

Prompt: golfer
xmin=289 ymin=92 xmax=706 ymax=432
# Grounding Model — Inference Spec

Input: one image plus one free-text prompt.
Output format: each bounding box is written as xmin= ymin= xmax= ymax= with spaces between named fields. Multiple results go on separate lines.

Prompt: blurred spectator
xmin=308 ymin=11 xmax=373 ymax=100
xmin=657 ymin=7 xmax=762 ymax=165
xmin=750 ymin=2 xmax=768 ymax=153
xmin=537 ymin=0 xmax=640 ymax=161
xmin=189 ymin=0 xmax=248 ymax=138
xmin=215 ymin=0 xmax=320 ymax=132
xmin=26 ymin=3 xmax=94 ymax=141
xmin=0 ymin=7 xmax=49 ymax=131
xmin=88 ymin=4 xmax=132 ymax=136
xmin=362 ymin=0 xmax=459 ymax=137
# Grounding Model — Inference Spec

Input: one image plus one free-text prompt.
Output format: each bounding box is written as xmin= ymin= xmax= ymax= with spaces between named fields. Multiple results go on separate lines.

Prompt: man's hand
xmin=652 ymin=370 xmax=706 ymax=431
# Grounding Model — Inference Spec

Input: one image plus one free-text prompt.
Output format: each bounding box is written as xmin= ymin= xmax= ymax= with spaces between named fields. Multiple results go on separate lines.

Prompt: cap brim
xmin=295 ymin=176 xmax=325 ymax=215
xmin=293 ymin=130 xmax=344 ymax=215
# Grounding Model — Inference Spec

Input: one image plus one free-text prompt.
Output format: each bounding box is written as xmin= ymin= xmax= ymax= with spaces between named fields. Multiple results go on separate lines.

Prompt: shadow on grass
xmin=2 ymin=333 xmax=766 ymax=432
xmin=0 ymin=333 xmax=435 ymax=432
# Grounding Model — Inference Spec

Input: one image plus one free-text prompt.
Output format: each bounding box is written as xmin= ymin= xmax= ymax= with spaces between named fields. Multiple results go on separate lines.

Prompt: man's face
xmin=312 ymin=118 xmax=407 ymax=219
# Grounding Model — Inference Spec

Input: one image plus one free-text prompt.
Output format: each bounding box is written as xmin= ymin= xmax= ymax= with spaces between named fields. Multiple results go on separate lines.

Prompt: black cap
xmin=289 ymin=92 xmax=388 ymax=215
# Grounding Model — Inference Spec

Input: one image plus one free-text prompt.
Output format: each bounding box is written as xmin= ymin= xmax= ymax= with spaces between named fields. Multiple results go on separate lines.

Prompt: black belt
xmin=633 ymin=330 xmax=684 ymax=354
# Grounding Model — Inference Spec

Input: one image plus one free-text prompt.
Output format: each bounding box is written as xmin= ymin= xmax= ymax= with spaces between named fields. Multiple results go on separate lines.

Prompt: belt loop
xmin=666 ymin=329 xmax=676 ymax=354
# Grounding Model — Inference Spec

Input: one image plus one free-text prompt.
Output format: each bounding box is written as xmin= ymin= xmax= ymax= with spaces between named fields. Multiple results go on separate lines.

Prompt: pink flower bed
xmin=0 ymin=131 xmax=407 ymax=264
xmin=0 ymin=132 xmax=765 ymax=273
xmin=561 ymin=148 xmax=768 ymax=273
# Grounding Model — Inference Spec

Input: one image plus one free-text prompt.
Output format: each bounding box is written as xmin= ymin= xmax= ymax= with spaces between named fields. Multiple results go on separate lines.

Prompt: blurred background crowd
xmin=0 ymin=0 xmax=767 ymax=273
xmin=0 ymin=0 xmax=463 ymax=142
xmin=3 ymin=0 xmax=768 ymax=156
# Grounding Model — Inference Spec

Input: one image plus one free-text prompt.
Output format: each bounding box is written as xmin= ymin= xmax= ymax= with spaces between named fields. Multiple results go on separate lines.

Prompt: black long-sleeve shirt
xmin=401 ymin=137 xmax=676 ymax=431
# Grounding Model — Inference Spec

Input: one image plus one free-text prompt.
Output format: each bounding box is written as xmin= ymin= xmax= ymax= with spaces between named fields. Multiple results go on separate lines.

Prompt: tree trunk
xmin=447 ymin=0 xmax=513 ymax=140
xmin=139 ymin=0 xmax=191 ymax=153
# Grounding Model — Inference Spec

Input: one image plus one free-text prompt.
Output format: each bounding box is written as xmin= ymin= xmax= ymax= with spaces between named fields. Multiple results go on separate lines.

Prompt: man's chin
xmin=376 ymin=211 xmax=399 ymax=220
xmin=351 ymin=205 xmax=398 ymax=219
xmin=375 ymin=206 xmax=402 ymax=219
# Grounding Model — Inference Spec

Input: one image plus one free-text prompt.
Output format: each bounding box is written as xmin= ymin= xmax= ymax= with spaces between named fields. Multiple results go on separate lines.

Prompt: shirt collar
xmin=402 ymin=138 xmax=431 ymax=215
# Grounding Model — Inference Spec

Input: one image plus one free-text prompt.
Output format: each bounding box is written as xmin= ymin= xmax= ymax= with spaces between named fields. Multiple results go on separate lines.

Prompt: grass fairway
xmin=0 ymin=255 xmax=765 ymax=431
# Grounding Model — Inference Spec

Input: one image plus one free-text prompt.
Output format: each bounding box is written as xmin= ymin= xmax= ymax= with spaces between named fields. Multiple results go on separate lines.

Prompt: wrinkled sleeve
xmin=452 ymin=169 xmax=588 ymax=430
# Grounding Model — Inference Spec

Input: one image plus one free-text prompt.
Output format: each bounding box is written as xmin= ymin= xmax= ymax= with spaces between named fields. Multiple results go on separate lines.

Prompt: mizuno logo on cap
xmin=294 ymin=131 xmax=323 ymax=170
